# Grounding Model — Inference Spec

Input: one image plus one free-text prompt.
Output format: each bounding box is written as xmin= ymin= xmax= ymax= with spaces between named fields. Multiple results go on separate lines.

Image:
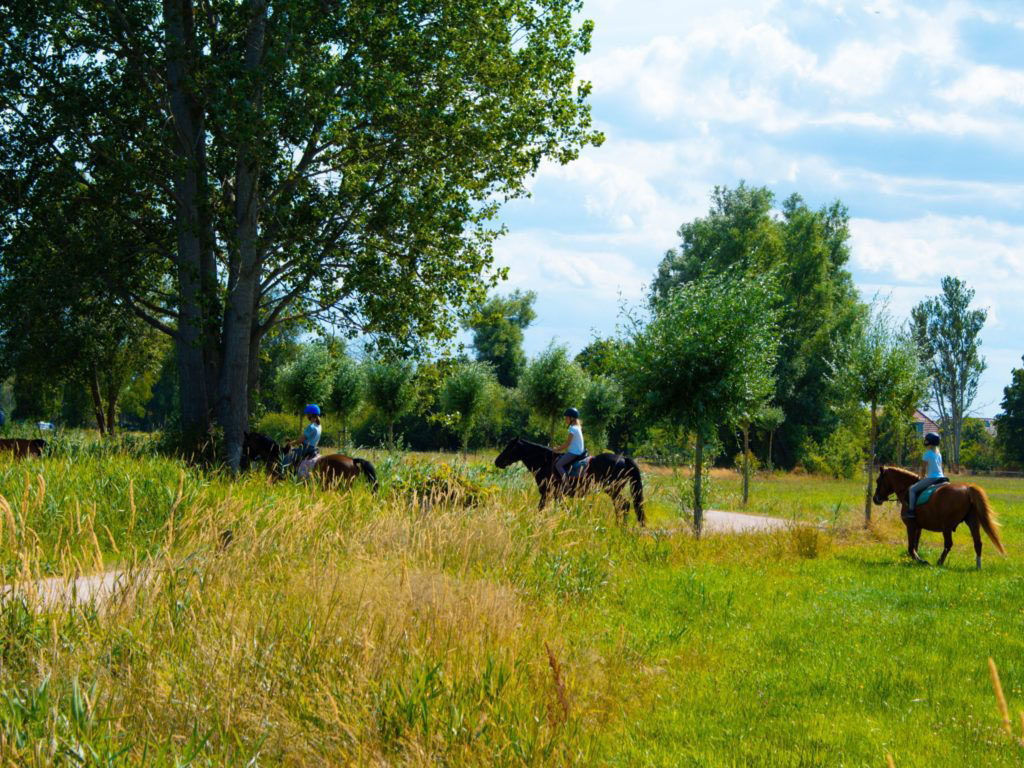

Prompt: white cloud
xmin=851 ymin=215 xmax=1024 ymax=288
xmin=941 ymin=65 xmax=1024 ymax=107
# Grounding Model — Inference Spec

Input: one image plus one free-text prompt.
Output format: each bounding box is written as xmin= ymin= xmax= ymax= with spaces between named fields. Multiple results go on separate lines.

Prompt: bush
xmin=799 ymin=424 xmax=864 ymax=479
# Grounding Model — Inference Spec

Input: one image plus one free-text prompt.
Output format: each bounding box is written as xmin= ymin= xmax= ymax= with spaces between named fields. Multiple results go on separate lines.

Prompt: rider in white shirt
xmin=553 ymin=407 xmax=585 ymax=479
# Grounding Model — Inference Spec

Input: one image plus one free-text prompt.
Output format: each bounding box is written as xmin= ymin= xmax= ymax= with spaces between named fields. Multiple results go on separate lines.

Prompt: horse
xmin=494 ymin=437 xmax=645 ymax=525
xmin=872 ymin=465 xmax=1005 ymax=569
xmin=242 ymin=432 xmax=378 ymax=492
xmin=0 ymin=438 xmax=46 ymax=459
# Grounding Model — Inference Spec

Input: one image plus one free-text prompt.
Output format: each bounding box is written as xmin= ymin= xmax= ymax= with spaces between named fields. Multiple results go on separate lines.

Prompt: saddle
xmin=565 ymin=453 xmax=590 ymax=479
xmin=917 ymin=477 xmax=950 ymax=508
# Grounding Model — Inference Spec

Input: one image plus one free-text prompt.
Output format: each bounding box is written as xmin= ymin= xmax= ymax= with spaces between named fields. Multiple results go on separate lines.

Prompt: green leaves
xmin=440 ymin=361 xmax=499 ymax=453
xmin=625 ymin=269 xmax=780 ymax=436
xmin=462 ymin=290 xmax=537 ymax=387
xmin=520 ymin=344 xmax=588 ymax=438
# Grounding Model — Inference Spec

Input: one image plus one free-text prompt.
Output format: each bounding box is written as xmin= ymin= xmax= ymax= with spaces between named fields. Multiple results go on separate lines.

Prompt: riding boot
xmin=902 ymin=505 xmax=915 ymax=521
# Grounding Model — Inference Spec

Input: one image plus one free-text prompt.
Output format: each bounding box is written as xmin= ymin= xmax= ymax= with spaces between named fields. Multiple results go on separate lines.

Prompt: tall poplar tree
xmin=0 ymin=0 xmax=601 ymax=468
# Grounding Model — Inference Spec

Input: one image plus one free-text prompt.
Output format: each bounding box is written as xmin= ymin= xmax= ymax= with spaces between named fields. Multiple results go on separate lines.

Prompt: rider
xmin=906 ymin=432 xmax=944 ymax=519
xmin=285 ymin=404 xmax=323 ymax=468
xmin=552 ymin=407 xmax=585 ymax=480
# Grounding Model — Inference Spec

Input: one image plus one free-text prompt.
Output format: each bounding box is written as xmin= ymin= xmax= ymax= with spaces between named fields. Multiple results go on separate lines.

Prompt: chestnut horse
xmin=242 ymin=432 xmax=378 ymax=492
xmin=0 ymin=438 xmax=46 ymax=459
xmin=872 ymin=466 xmax=1004 ymax=569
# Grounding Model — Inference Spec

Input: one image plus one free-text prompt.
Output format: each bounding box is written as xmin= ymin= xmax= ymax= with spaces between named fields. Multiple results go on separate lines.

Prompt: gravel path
xmin=642 ymin=509 xmax=794 ymax=536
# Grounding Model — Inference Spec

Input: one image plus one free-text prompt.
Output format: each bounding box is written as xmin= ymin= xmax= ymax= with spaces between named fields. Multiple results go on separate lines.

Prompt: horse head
xmin=494 ymin=437 xmax=523 ymax=469
xmin=873 ymin=466 xmax=893 ymax=506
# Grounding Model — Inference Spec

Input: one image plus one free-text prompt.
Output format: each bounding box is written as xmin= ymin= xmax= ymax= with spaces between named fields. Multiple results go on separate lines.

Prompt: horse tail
xmin=625 ymin=456 xmax=645 ymax=526
xmin=968 ymin=485 xmax=1005 ymax=555
xmin=354 ymin=458 xmax=379 ymax=493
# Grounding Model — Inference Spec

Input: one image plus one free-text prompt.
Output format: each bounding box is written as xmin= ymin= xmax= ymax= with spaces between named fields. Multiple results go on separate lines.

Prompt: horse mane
xmin=882 ymin=465 xmax=918 ymax=481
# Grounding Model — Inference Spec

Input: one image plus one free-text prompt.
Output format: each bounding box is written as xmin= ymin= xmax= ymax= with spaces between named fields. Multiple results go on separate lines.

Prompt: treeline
xmin=3 ymin=184 xmax=1021 ymax=487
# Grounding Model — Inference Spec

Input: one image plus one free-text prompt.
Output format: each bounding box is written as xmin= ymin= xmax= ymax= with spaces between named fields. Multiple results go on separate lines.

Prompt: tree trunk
xmin=219 ymin=0 xmax=268 ymax=473
xmin=864 ymin=402 xmax=878 ymax=527
xmin=105 ymin=393 xmax=118 ymax=436
xmin=164 ymin=0 xmax=212 ymax=453
xmin=742 ymin=423 xmax=750 ymax=507
xmin=388 ymin=418 xmax=394 ymax=450
xmin=89 ymin=368 xmax=106 ymax=437
xmin=768 ymin=429 xmax=774 ymax=471
xmin=693 ymin=432 xmax=704 ymax=538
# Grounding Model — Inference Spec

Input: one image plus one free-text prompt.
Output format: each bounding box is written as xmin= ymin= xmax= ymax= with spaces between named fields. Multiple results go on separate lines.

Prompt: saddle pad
xmin=567 ymin=456 xmax=590 ymax=479
xmin=917 ymin=478 xmax=949 ymax=507
xmin=297 ymin=455 xmax=321 ymax=480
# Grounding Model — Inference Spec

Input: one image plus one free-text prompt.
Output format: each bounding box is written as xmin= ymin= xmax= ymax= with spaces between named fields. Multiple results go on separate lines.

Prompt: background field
xmin=1 ymin=438 xmax=1023 ymax=766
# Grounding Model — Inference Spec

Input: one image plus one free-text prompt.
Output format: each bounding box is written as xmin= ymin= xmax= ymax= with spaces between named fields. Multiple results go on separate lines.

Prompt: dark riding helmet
xmin=564 ymin=407 xmax=579 ymax=419
xmin=304 ymin=404 xmax=321 ymax=416
xmin=924 ymin=432 xmax=941 ymax=446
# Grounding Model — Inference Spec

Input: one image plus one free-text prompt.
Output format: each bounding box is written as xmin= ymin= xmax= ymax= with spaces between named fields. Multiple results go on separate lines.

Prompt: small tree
xmin=329 ymin=354 xmax=364 ymax=448
xmin=834 ymin=305 xmax=927 ymax=526
xmin=756 ymin=405 xmax=785 ymax=472
xmin=521 ymin=345 xmax=589 ymax=439
xmin=996 ymin=356 xmax=1024 ymax=467
xmin=582 ymin=375 xmax=624 ymax=452
xmin=738 ymin=403 xmax=783 ymax=506
xmin=441 ymin=361 xmax=498 ymax=456
xmin=277 ymin=344 xmax=336 ymax=432
xmin=364 ymin=359 xmax=417 ymax=449
xmin=623 ymin=270 xmax=779 ymax=535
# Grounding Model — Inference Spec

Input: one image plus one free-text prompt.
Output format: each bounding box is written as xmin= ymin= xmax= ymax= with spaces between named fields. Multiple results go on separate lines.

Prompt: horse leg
xmin=966 ymin=514 xmax=983 ymax=570
xmin=936 ymin=528 xmax=953 ymax=566
xmin=608 ymin=487 xmax=625 ymax=525
xmin=906 ymin=523 xmax=927 ymax=564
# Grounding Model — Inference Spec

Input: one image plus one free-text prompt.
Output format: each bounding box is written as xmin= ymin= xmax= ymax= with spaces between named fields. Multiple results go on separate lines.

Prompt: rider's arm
xmin=553 ymin=436 xmax=570 ymax=453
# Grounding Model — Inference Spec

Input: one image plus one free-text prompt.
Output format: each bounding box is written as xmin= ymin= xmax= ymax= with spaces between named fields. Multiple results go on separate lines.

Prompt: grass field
xmin=1 ymin=438 xmax=1023 ymax=765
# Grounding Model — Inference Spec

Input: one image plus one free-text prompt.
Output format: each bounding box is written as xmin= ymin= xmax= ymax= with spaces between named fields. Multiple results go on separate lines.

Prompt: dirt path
xmin=1 ymin=568 xmax=142 ymax=609
xmin=4 ymin=511 xmax=788 ymax=609
xmin=642 ymin=509 xmax=794 ymax=536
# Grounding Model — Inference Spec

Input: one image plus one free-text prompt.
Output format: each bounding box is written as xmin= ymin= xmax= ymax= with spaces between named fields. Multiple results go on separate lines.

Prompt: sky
xmin=489 ymin=0 xmax=1024 ymax=417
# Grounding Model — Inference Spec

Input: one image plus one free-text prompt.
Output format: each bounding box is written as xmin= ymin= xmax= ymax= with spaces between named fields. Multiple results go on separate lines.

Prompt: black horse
xmin=494 ymin=437 xmax=645 ymax=525
xmin=242 ymin=432 xmax=282 ymax=475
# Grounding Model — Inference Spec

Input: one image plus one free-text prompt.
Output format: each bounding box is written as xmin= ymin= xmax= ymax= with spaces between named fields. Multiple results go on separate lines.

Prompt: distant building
xmin=979 ymin=417 xmax=998 ymax=436
xmin=912 ymin=409 xmax=941 ymax=437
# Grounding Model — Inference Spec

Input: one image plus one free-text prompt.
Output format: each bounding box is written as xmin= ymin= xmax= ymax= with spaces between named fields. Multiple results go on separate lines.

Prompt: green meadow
xmin=1 ymin=439 xmax=1023 ymax=766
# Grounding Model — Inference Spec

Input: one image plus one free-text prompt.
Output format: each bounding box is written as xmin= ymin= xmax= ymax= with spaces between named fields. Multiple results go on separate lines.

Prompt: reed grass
xmin=0 ymin=439 xmax=1022 ymax=765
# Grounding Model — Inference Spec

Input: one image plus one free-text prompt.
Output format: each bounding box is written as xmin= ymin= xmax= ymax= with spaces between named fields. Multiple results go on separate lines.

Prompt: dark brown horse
xmin=494 ymin=437 xmax=645 ymax=525
xmin=873 ymin=466 xmax=1004 ymax=569
xmin=0 ymin=438 xmax=46 ymax=459
xmin=242 ymin=432 xmax=378 ymax=492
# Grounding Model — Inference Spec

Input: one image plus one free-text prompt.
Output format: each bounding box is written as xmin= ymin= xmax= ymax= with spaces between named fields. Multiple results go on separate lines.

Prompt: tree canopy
xmin=0 ymin=0 xmax=601 ymax=467
xmin=996 ymin=357 xmax=1024 ymax=467
xmin=463 ymin=290 xmax=537 ymax=387
xmin=651 ymin=184 xmax=862 ymax=469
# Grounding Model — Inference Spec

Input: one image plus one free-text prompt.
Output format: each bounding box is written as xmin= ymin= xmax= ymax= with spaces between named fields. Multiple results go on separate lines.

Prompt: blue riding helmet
xmin=564 ymin=407 xmax=579 ymax=419
xmin=924 ymin=432 xmax=941 ymax=446
xmin=304 ymin=404 xmax=321 ymax=416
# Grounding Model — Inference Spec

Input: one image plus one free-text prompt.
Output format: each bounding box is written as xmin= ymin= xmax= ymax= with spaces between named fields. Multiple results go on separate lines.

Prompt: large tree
xmin=462 ymin=290 xmax=537 ymax=387
xmin=995 ymin=356 xmax=1024 ymax=467
xmin=623 ymin=269 xmax=779 ymax=536
xmin=911 ymin=276 xmax=987 ymax=472
xmin=0 ymin=0 xmax=600 ymax=469
xmin=651 ymin=185 xmax=862 ymax=469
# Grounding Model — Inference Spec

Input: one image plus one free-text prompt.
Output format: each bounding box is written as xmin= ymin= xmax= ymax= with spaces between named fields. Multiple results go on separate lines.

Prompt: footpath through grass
xmin=0 ymin=441 xmax=1022 ymax=765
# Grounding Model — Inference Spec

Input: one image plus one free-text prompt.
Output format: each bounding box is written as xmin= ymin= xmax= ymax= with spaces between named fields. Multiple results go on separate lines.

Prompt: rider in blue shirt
xmin=552 ymin=407 xmax=585 ymax=479
xmin=906 ymin=432 xmax=944 ymax=519
xmin=284 ymin=404 xmax=322 ymax=467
